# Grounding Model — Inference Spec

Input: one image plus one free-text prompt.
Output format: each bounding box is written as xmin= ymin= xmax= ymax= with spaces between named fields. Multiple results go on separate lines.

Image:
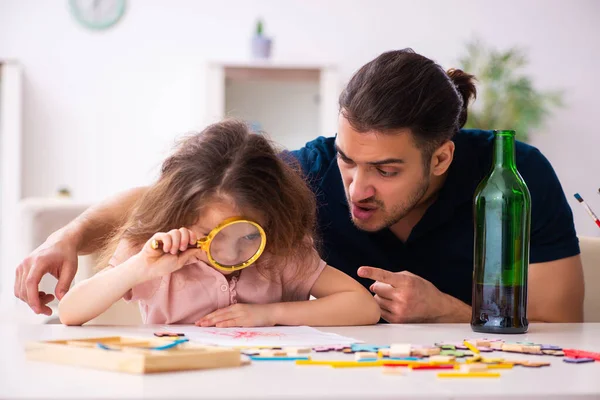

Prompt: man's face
xmin=336 ymin=115 xmax=431 ymax=232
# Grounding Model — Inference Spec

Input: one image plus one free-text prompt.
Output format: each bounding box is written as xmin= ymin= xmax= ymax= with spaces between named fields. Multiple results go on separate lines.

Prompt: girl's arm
xmin=58 ymin=255 xmax=146 ymax=326
xmin=271 ymin=265 xmax=381 ymax=326
xmin=197 ymin=266 xmax=381 ymax=327
xmin=59 ymin=228 xmax=205 ymax=326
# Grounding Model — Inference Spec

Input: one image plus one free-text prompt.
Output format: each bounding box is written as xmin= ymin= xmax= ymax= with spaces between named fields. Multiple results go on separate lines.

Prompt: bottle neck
xmin=493 ymin=130 xmax=516 ymax=169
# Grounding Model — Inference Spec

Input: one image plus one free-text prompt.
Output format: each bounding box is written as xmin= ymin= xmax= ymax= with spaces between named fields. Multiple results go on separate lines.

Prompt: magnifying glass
xmin=150 ymin=217 xmax=267 ymax=272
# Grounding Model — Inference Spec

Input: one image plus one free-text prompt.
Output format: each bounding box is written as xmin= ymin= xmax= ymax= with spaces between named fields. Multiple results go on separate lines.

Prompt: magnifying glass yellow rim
xmin=198 ymin=216 xmax=267 ymax=272
xmin=149 ymin=217 xmax=267 ymax=272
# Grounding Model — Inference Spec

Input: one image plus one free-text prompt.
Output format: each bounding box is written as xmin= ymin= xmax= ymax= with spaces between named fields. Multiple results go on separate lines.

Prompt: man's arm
xmin=15 ymin=186 xmax=148 ymax=314
xmin=68 ymin=186 xmax=148 ymax=254
xmin=357 ymin=255 xmax=585 ymax=324
xmin=527 ymin=255 xmax=585 ymax=322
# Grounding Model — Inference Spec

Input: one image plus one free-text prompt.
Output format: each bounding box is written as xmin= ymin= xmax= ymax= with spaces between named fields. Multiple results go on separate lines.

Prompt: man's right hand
xmin=15 ymin=231 xmax=79 ymax=315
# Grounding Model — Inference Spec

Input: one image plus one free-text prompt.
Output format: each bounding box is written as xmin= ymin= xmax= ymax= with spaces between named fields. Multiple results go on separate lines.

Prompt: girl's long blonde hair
xmin=97 ymin=120 xmax=317 ymax=278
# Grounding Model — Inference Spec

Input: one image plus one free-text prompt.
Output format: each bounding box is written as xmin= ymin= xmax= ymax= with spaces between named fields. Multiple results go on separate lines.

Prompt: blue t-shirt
xmin=288 ymin=129 xmax=580 ymax=305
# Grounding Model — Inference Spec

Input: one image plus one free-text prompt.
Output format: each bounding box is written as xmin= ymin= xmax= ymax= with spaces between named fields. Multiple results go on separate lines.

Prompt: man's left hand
xmin=357 ymin=266 xmax=470 ymax=323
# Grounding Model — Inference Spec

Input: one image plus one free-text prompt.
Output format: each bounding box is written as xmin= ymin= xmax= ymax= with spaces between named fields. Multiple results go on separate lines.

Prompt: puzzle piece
xmin=477 ymin=347 xmax=494 ymax=353
xmin=411 ymin=364 xmax=457 ymax=370
xmin=540 ymin=345 xmax=562 ymax=351
xmin=283 ymin=347 xmax=312 ymax=355
xmin=259 ymin=349 xmax=287 ymax=357
xmin=501 ymin=343 xmax=524 ymax=353
xmin=440 ymin=350 xmax=467 ymax=357
xmin=463 ymin=341 xmax=480 ymax=354
xmin=464 ymin=363 xmax=488 ymax=372
xmin=563 ymin=357 xmax=595 ymax=364
xmin=521 ymin=361 xmax=551 ymax=368
xmin=436 ymin=342 xmax=470 ymax=350
xmin=390 ymin=344 xmax=411 ymax=358
xmin=484 ymin=363 xmax=514 ymax=370
xmin=351 ymin=344 xmax=382 ymax=353
xmin=429 ymin=355 xmax=455 ymax=364
xmin=411 ymin=347 xmax=440 ymax=357
xmin=563 ymin=349 xmax=600 ymax=361
xmin=251 ymin=355 xmax=310 ymax=361
xmin=481 ymin=357 xmax=504 ymax=364
xmin=153 ymin=332 xmax=185 ymax=338
xmin=521 ymin=345 xmax=543 ymax=355
xmin=355 ymin=351 xmax=378 ymax=360
xmin=490 ymin=342 xmax=504 ymax=350
xmin=542 ymin=350 xmax=564 ymax=357
xmin=509 ymin=360 xmax=528 ymax=366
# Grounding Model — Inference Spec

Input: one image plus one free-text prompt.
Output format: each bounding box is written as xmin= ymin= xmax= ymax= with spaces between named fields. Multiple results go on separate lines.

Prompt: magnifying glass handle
xmin=150 ymin=240 xmax=199 ymax=251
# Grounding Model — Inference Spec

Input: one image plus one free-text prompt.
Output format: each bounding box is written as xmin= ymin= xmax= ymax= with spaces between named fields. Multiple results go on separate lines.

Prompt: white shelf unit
xmin=204 ymin=61 xmax=339 ymax=151
xmin=0 ymin=61 xmax=23 ymax=306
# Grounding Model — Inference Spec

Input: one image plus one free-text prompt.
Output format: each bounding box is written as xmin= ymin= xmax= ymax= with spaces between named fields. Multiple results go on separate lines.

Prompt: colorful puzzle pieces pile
xmin=293 ymin=338 xmax=599 ymax=378
xmin=152 ymin=331 xmax=599 ymax=378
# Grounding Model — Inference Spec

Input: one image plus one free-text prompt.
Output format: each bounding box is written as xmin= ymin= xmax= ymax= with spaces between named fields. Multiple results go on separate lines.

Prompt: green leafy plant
xmin=255 ymin=19 xmax=264 ymax=36
xmin=458 ymin=39 xmax=565 ymax=142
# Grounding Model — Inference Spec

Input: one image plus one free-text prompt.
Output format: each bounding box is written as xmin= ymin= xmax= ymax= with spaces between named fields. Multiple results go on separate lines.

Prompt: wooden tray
xmin=25 ymin=336 xmax=242 ymax=374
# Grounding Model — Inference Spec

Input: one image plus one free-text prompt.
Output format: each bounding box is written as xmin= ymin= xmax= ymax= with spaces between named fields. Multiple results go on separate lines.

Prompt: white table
xmin=1 ymin=323 xmax=599 ymax=399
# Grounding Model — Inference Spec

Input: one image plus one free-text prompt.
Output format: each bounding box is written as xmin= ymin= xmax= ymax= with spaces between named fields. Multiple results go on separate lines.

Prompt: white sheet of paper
xmin=161 ymin=326 xmax=362 ymax=347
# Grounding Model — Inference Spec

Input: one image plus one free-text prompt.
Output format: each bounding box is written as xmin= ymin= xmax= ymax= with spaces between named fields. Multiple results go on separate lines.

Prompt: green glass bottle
xmin=471 ymin=130 xmax=531 ymax=334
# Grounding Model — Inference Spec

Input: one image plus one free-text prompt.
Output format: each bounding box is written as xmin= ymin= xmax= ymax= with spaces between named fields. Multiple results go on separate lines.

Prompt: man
xmin=15 ymin=49 xmax=584 ymax=323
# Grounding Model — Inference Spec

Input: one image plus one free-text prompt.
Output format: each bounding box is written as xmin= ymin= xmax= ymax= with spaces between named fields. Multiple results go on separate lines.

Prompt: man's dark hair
xmin=339 ymin=48 xmax=477 ymax=167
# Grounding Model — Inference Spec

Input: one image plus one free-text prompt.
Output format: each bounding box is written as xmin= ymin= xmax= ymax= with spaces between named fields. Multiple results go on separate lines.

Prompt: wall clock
xmin=69 ymin=0 xmax=127 ymax=31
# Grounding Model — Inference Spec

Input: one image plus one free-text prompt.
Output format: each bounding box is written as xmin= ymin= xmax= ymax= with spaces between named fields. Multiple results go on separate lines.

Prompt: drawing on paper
xmin=203 ymin=329 xmax=285 ymax=340
xmin=159 ymin=326 xmax=361 ymax=347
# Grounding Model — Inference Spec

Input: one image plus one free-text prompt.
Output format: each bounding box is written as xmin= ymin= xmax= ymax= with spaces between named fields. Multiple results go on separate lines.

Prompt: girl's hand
xmin=195 ymin=303 xmax=278 ymax=328
xmin=136 ymin=228 xmax=204 ymax=280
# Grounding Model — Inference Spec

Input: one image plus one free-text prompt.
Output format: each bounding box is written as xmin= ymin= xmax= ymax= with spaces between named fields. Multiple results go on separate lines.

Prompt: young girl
xmin=58 ymin=120 xmax=380 ymax=327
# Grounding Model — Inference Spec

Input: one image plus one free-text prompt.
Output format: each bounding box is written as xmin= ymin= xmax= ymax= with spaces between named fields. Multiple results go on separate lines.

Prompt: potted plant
xmin=458 ymin=39 xmax=564 ymax=143
xmin=251 ymin=18 xmax=272 ymax=59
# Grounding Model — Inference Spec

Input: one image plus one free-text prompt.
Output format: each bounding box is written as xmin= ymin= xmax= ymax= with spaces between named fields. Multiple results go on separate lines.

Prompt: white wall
xmin=0 ymin=0 xmax=599 ymax=237
xmin=0 ymin=62 xmax=22 ymax=307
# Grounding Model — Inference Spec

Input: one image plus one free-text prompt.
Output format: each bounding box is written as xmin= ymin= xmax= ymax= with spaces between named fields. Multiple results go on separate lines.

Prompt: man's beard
xmin=347 ymin=177 xmax=431 ymax=232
